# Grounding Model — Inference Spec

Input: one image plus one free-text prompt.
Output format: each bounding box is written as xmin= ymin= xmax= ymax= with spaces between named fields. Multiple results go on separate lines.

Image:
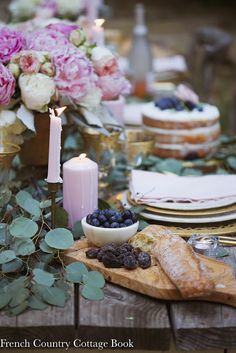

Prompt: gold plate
xmin=127 ymin=192 xmax=236 ymax=217
xmin=159 ymin=222 xmax=236 ymax=238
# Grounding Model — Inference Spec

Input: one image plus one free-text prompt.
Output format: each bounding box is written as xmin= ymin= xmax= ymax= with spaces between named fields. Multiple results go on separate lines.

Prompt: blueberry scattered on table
xmin=86 ymin=209 xmax=138 ymax=228
xmin=85 ymin=243 xmax=151 ymax=270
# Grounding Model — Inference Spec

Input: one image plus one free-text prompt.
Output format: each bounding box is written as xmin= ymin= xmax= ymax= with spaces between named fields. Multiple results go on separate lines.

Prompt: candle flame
xmin=78 ymin=153 xmax=87 ymax=160
xmin=55 ymin=106 xmax=67 ymax=116
xmin=94 ymin=18 xmax=105 ymax=27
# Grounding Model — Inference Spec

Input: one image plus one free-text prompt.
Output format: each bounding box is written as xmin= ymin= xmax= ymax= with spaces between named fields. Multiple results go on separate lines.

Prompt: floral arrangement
xmin=0 ymin=24 xmax=131 ymax=142
xmin=9 ymin=0 xmax=103 ymax=22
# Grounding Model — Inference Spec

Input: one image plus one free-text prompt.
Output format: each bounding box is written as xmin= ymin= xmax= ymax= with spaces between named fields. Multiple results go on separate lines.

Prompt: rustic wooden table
xmin=1 ymin=248 xmax=235 ymax=351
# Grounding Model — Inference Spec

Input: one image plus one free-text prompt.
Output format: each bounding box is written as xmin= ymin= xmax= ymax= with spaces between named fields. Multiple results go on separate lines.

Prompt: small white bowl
xmin=81 ymin=217 xmax=139 ymax=247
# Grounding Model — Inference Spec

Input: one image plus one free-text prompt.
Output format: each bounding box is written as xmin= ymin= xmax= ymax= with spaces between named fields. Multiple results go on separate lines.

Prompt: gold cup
xmin=124 ymin=128 xmax=155 ymax=167
xmin=0 ymin=143 xmax=21 ymax=185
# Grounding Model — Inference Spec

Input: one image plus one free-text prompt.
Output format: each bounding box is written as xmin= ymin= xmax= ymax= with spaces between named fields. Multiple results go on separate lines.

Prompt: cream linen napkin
xmin=130 ymin=170 xmax=236 ymax=205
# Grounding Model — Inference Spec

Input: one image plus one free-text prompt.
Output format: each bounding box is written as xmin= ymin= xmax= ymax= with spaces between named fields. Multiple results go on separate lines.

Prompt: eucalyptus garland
xmin=0 ymin=189 xmax=105 ymax=316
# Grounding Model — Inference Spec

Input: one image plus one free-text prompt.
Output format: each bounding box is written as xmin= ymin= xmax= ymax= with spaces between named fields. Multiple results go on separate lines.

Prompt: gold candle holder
xmin=0 ymin=143 xmax=21 ymax=186
xmin=47 ymin=183 xmax=60 ymax=229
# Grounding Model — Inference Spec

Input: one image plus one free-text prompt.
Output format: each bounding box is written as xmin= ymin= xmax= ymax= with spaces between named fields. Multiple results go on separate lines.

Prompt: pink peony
xmin=25 ymin=29 xmax=69 ymax=52
xmin=53 ymin=46 xmax=98 ymax=105
xmin=98 ymin=72 xmax=132 ymax=100
xmin=46 ymin=23 xmax=79 ymax=37
xmin=0 ymin=27 xmax=25 ymax=64
xmin=0 ymin=63 xmax=15 ymax=106
xmin=19 ymin=52 xmax=41 ymax=74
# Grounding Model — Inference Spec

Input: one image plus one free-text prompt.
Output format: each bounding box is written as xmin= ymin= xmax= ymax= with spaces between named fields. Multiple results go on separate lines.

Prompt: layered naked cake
xmin=142 ymin=85 xmax=220 ymax=159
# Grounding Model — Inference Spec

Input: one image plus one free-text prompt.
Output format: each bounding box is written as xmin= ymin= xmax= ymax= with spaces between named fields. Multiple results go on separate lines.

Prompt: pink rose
xmin=98 ymin=72 xmax=131 ymax=100
xmin=91 ymin=47 xmax=118 ymax=76
xmin=25 ymin=29 xmax=69 ymax=52
xmin=0 ymin=27 xmax=25 ymax=64
xmin=53 ymin=46 xmax=98 ymax=105
xmin=47 ymin=23 xmax=79 ymax=37
xmin=19 ymin=52 xmax=41 ymax=74
xmin=0 ymin=63 xmax=15 ymax=106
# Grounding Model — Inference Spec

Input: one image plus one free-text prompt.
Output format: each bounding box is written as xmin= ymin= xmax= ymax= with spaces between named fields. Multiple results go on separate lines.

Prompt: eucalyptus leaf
xmin=138 ymin=220 xmax=150 ymax=231
xmin=42 ymin=287 xmax=66 ymax=307
xmin=0 ymin=224 xmax=7 ymax=246
xmin=0 ymin=187 xmax=12 ymax=208
xmin=181 ymin=168 xmax=203 ymax=176
xmin=9 ymin=217 xmax=38 ymax=238
xmin=81 ymin=285 xmax=104 ymax=301
xmin=0 ymin=250 xmax=16 ymax=264
xmin=82 ymin=271 xmax=105 ymax=289
xmin=45 ymin=228 xmax=74 ymax=250
xmin=0 ymin=292 xmax=11 ymax=309
xmin=65 ymin=262 xmax=88 ymax=283
xmin=39 ymin=240 xmax=56 ymax=254
xmin=2 ymin=258 xmax=23 ymax=273
xmin=54 ymin=206 xmax=68 ymax=228
xmin=16 ymin=239 xmax=35 ymax=256
xmin=98 ymin=199 xmax=111 ymax=210
xmin=155 ymin=159 xmax=183 ymax=174
xmin=16 ymin=190 xmax=41 ymax=218
xmin=72 ymin=221 xmax=84 ymax=239
xmin=28 ymin=295 xmax=48 ymax=310
xmin=7 ymin=276 xmax=29 ymax=293
xmin=9 ymin=288 xmax=30 ymax=307
xmin=33 ymin=269 xmax=55 ymax=287
xmin=9 ymin=301 xmax=28 ymax=316
xmin=227 ymin=156 xmax=236 ymax=171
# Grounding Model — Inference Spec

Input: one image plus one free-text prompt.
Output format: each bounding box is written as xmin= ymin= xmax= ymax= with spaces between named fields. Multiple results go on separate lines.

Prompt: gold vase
xmin=0 ymin=143 xmax=21 ymax=186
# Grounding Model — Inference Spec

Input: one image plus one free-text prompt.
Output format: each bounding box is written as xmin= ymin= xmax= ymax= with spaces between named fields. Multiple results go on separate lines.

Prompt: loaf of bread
xmin=152 ymin=232 xmax=215 ymax=298
xmin=129 ymin=225 xmax=172 ymax=252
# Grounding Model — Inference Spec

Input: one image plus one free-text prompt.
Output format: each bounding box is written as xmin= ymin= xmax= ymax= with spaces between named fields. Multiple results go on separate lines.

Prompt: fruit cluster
xmin=155 ymin=96 xmax=203 ymax=112
xmin=86 ymin=243 xmax=151 ymax=270
xmin=86 ymin=209 xmax=138 ymax=229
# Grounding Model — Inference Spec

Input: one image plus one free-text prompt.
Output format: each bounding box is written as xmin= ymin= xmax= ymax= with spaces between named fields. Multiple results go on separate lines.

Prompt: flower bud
xmin=8 ymin=63 xmax=20 ymax=78
xmin=69 ymin=29 xmax=86 ymax=47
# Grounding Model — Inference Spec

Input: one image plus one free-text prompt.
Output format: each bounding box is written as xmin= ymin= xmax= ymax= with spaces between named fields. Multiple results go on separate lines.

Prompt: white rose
xmin=9 ymin=0 xmax=40 ymax=20
xmin=91 ymin=47 xmax=115 ymax=71
xmin=19 ymin=73 xmax=55 ymax=112
xmin=0 ymin=110 xmax=16 ymax=127
xmin=56 ymin=0 xmax=82 ymax=16
xmin=80 ymin=86 xmax=102 ymax=108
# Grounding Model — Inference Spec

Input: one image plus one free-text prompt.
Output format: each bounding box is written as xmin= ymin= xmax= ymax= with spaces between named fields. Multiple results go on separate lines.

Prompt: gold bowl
xmin=0 ymin=143 xmax=20 ymax=185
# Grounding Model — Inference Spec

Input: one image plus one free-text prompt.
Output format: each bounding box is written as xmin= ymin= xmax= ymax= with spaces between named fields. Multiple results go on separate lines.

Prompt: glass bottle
xmin=128 ymin=3 xmax=153 ymax=98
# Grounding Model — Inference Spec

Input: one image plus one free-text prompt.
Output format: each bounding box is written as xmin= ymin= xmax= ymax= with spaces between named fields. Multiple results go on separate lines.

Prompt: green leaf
xmin=28 ymin=295 xmax=48 ymax=310
xmin=0 ymin=224 xmax=7 ymax=246
xmin=42 ymin=287 xmax=66 ymax=307
xmin=55 ymin=206 xmax=68 ymax=228
xmin=9 ymin=217 xmax=38 ymax=238
xmin=98 ymin=199 xmax=111 ymax=210
xmin=181 ymin=168 xmax=203 ymax=176
xmin=156 ymin=159 xmax=183 ymax=175
xmin=33 ymin=269 xmax=55 ymax=287
xmin=81 ymin=285 xmax=104 ymax=301
xmin=0 ymin=250 xmax=16 ymax=264
xmin=9 ymin=301 xmax=28 ymax=316
xmin=40 ymin=197 xmax=62 ymax=209
xmin=7 ymin=276 xmax=29 ymax=293
xmin=2 ymin=258 xmax=23 ymax=273
xmin=65 ymin=262 xmax=88 ymax=283
xmin=16 ymin=190 xmax=41 ymax=218
xmin=15 ymin=239 xmax=35 ymax=256
xmin=138 ymin=219 xmax=150 ymax=231
xmin=9 ymin=288 xmax=30 ymax=307
xmin=82 ymin=271 xmax=105 ymax=288
xmin=0 ymin=292 xmax=11 ymax=309
xmin=0 ymin=187 xmax=12 ymax=208
xmin=72 ymin=221 xmax=84 ymax=240
xmin=227 ymin=156 xmax=236 ymax=171
xmin=39 ymin=240 xmax=56 ymax=254
xmin=45 ymin=228 xmax=74 ymax=250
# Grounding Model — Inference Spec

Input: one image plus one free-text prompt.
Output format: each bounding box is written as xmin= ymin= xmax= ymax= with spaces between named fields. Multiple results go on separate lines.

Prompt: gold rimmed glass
xmin=0 ymin=143 xmax=21 ymax=186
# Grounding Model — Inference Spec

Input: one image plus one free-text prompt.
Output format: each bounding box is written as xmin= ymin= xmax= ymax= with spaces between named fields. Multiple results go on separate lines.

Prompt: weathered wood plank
xmin=170 ymin=248 xmax=236 ymax=350
xmin=0 ymin=287 xmax=75 ymax=344
xmin=78 ymin=283 xmax=171 ymax=351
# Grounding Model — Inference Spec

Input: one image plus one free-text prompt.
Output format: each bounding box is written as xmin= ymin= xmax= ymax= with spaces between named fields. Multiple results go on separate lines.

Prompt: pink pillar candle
xmin=87 ymin=0 xmax=100 ymax=24
xmin=103 ymin=95 xmax=125 ymax=126
xmin=91 ymin=19 xmax=105 ymax=46
xmin=63 ymin=154 xmax=98 ymax=227
xmin=46 ymin=110 xmax=62 ymax=183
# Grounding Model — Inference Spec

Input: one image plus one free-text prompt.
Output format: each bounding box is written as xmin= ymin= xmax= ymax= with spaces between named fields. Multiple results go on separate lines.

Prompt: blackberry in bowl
xmin=82 ymin=209 xmax=139 ymax=247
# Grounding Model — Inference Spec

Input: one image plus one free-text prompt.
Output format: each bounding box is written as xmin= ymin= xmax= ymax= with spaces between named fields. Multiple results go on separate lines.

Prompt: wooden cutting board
xmin=64 ymin=240 xmax=236 ymax=308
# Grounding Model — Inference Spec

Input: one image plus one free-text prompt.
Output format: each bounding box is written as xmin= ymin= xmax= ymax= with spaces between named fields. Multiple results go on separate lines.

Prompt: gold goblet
xmin=0 ymin=143 xmax=21 ymax=186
